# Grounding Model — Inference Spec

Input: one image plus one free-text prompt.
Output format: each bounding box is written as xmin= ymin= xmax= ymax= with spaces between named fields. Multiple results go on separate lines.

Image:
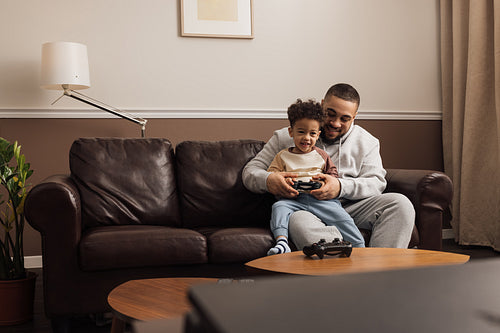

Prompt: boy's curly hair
xmin=287 ymin=99 xmax=325 ymax=127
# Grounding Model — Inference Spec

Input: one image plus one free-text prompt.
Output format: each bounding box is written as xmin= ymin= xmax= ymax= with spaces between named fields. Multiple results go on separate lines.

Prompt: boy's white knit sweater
xmin=242 ymin=124 xmax=387 ymax=201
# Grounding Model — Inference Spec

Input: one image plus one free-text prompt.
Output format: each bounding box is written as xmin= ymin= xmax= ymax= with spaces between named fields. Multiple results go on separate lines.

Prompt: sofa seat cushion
xmin=79 ymin=225 xmax=207 ymax=271
xmin=203 ymin=227 xmax=274 ymax=264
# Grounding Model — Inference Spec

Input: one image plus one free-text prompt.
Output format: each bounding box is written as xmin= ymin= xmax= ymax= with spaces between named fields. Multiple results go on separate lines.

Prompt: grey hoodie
xmin=242 ymin=124 xmax=387 ymax=201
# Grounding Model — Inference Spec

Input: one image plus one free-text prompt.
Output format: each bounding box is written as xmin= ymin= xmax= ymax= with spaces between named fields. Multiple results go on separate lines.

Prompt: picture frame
xmin=180 ymin=0 xmax=254 ymax=39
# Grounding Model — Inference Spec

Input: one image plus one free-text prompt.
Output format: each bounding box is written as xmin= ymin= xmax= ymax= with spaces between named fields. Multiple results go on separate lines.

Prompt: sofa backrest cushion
xmin=70 ymin=138 xmax=181 ymax=228
xmin=176 ymin=140 xmax=275 ymax=229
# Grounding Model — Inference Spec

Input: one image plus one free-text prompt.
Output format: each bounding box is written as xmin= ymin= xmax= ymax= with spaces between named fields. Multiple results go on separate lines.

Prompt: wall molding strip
xmin=442 ymin=229 xmax=455 ymax=240
xmin=0 ymin=108 xmax=442 ymax=120
xmin=25 ymin=255 xmax=43 ymax=269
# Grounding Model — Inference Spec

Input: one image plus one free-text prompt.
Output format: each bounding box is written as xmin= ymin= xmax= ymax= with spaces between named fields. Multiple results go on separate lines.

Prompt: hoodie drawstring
xmin=337 ymin=140 xmax=342 ymax=178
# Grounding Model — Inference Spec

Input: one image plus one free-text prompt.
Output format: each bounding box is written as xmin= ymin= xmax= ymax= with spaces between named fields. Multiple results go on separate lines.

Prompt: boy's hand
xmin=266 ymin=172 xmax=299 ymax=198
xmin=310 ymin=174 xmax=340 ymax=200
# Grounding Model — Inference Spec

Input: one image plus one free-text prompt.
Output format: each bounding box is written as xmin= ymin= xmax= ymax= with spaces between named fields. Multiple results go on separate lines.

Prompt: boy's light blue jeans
xmin=271 ymin=194 xmax=365 ymax=247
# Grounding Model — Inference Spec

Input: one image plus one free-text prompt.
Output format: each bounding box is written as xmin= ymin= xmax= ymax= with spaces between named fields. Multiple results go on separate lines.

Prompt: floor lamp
xmin=40 ymin=41 xmax=147 ymax=137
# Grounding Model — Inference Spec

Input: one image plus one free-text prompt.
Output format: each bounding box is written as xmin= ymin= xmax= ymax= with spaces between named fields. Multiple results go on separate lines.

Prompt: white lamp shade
xmin=41 ymin=41 xmax=91 ymax=90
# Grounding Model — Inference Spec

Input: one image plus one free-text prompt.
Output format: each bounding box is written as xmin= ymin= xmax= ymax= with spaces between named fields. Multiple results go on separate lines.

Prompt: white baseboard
xmin=25 ymin=255 xmax=43 ymax=269
xmin=442 ymin=228 xmax=455 ymax=240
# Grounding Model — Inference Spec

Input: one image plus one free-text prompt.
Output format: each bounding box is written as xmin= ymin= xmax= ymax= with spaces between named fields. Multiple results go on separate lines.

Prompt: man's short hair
xmin=287 ymin=99 xmax=324 ymax=127
xmin=324 ymin=83 xmax=360 ymax=106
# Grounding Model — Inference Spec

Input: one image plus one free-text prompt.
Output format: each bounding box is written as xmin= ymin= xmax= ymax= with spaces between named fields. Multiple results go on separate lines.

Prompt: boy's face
xmin=288 ymin=118 xmax=321 ymax=154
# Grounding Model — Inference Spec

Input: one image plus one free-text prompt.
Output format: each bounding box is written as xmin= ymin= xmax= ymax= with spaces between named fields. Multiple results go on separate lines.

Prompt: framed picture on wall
xmin=180 ymin=0 xmax=254 ymax=39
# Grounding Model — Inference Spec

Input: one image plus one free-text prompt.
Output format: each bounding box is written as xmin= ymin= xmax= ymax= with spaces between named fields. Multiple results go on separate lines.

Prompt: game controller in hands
xmin=291 ymin=180 xmax=322 ymax=192
xmin=303 ymin=238 xmax=353 ymax=259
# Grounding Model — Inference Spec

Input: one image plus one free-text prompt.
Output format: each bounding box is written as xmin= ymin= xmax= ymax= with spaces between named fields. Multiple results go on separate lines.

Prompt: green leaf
xmin=0 ymin=137 xmax=33 ymax=280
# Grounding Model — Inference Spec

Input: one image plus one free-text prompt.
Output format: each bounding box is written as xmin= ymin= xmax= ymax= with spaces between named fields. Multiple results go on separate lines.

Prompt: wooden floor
xmin=1 ymin=239 xmax=498 ymax=333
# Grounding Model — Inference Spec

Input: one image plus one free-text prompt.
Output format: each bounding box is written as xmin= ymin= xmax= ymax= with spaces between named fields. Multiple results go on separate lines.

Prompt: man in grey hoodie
xmin=242 ymin=83 xmax=415 ymax=248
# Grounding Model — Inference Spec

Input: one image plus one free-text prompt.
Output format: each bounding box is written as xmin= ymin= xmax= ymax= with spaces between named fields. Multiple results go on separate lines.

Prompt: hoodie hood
xmin=317 ymin=123 xmax=355 ymax=176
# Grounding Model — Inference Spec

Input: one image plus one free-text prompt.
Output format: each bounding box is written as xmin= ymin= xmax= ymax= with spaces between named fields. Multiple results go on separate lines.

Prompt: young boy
xmin=267 ymin=99 xmax=365 ymax=255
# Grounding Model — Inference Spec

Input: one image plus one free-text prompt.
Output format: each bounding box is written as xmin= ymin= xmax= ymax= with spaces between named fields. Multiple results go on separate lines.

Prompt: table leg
xmin=110 ymin=316 xmax=126 ymax=333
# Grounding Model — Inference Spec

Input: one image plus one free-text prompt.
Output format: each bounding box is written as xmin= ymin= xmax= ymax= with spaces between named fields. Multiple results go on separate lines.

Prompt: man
xmin=242 ymin=83 xmax=414 ymax=248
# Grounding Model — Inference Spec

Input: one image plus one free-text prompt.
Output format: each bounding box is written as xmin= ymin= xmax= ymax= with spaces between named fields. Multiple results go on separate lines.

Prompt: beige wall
xmin=0 ymin=1 xmax=443 ymax=258
xmin=0 ymin=0 xmax=440 ymax=112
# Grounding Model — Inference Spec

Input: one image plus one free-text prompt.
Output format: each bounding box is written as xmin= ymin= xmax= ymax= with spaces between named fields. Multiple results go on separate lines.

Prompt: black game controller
xmin=303 ymin=238 xmax=353 ymax=259
xmin=291 ymin=180 xmax=322 ymax=192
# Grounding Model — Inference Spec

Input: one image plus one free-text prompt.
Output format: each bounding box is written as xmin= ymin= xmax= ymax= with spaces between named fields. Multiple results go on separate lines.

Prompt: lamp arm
xmin=62 ymin=89 xmax=147 ymax=137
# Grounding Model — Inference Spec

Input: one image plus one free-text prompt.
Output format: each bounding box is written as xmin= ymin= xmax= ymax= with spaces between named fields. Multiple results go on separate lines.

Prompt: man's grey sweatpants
xmin=289 ymin=192 xmax=415 ymax=249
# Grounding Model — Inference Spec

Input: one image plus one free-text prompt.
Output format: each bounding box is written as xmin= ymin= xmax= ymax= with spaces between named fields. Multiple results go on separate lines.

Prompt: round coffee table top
xmin=245 ymin=247 xmax=470 ymax=276
xmin=108 ymin=277 xmax=217 ymax=322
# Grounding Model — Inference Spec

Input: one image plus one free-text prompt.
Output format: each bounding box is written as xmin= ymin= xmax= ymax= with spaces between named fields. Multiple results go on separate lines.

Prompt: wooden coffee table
xmin=245 ymin=247 xmax=470 ymax=276
xmin=107 ymin=277 xmax=217 ymax=333
xmin=110 ymin=249 xmax=469 ymax=333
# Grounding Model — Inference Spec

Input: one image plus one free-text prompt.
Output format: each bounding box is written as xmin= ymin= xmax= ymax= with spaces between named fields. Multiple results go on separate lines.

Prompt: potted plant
xmin=0 ymin=137 xmax=36 ymax=325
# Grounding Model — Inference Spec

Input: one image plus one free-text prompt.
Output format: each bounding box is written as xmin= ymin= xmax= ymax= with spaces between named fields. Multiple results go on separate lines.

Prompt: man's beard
xmin=320 ymin=128 xmax=341 ymax=144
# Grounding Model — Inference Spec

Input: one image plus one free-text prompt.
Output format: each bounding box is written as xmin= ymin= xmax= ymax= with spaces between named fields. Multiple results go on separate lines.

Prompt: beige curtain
xmin=440 ymin=0 xmax=500 ymax=250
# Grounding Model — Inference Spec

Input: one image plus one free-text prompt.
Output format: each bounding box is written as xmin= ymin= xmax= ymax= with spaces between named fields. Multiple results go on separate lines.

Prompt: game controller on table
xmin=291 ymin=180 xmax=322 ymax=192
xmin=303 ymin=238 xmax=353 ymax=259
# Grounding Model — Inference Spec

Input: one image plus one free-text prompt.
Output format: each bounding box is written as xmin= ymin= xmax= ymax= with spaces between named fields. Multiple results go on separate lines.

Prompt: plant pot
xmin=0 ymin=271 xmax=38 ymax=325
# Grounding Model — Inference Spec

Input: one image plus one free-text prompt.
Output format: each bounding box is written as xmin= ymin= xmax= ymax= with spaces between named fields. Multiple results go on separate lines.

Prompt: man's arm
xmin=338 ymin=142 xmax=387 ymax=200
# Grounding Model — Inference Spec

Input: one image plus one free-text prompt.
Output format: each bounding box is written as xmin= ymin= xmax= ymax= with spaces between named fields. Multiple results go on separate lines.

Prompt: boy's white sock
xmin=267 ymin=237 xmax=291 ymax=256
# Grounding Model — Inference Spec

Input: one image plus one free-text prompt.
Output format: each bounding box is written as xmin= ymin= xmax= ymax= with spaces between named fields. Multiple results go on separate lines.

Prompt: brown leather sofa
xmin=25 ymin=138 xmax=452 ymax=330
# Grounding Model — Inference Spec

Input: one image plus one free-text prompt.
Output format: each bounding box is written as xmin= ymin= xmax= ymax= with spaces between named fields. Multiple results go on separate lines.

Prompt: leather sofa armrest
xmin=25 ymin=175 xmax=82 ymax=261
xmin=385 ymin=169 xmax=453 ymax=250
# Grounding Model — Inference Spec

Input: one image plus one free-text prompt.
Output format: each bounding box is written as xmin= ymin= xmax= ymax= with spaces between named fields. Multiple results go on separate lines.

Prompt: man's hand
xmin=266 ymin=172 xmax=299 ymax=198
xmin=310 ymin=174 xmax=340 ymax=200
